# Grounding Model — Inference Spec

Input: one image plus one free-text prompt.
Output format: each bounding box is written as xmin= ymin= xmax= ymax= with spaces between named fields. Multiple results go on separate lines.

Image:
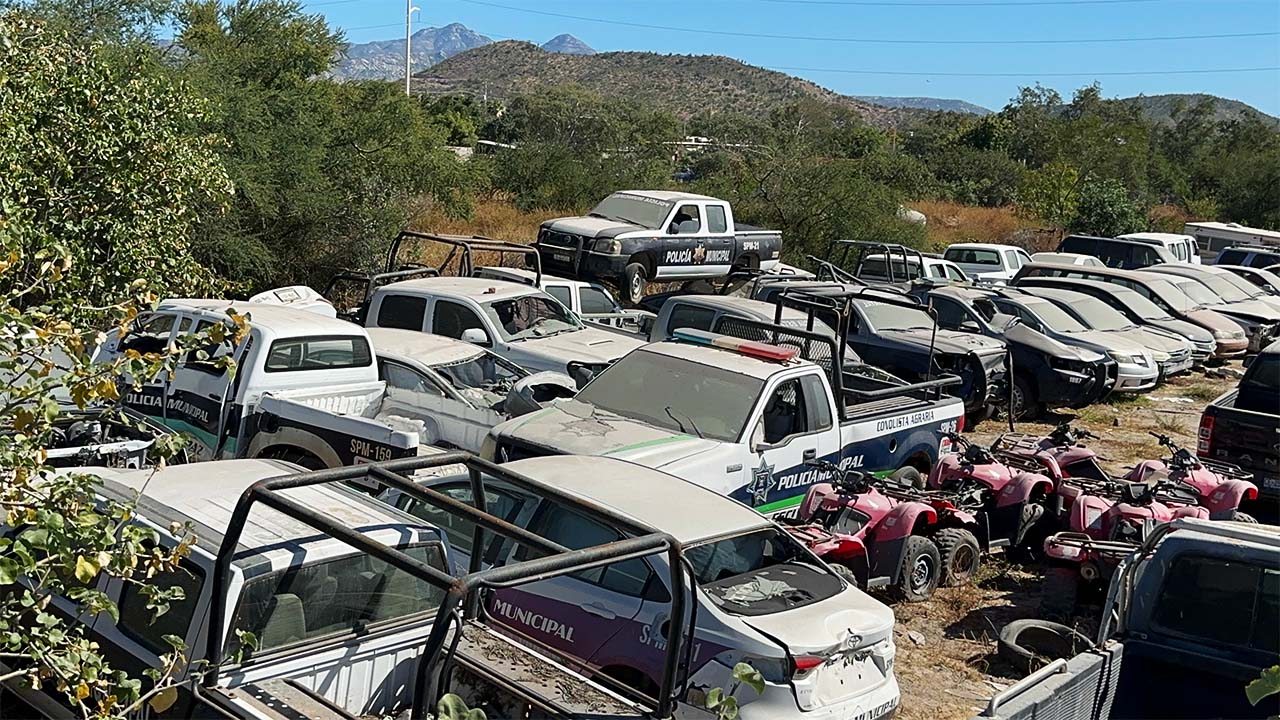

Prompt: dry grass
xmin=410 ymin=196 xmax=570 ymax=244
xmin=913 ymin=201 xmax=1048 ymax=252
xmin=1182 ymin=383 xmax=1224 ymax=402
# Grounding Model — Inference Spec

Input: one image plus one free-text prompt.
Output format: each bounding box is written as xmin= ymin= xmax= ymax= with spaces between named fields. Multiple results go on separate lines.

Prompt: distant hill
xmin=334 ymin=23 xmax=491 ymax=81
xmin=855 ymin=95 xmax=992 ymax=115
xmin=541 ymin=34 xmax=594 ymax=55
xmin=1118 ymin=93 xmax=1278 ymax=127
xmin=418 ymin=41 xmax=906 ymax=124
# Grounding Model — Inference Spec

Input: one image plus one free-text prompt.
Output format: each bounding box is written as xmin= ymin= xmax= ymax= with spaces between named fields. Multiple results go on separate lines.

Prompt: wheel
xmin=934 ymin=528 xmax=981 ymax=587
xmin=622 ymin=262 xmax=648 ymax=305
xmin=998 ymin=618 xmax=1092 ymax=674
xmin=1038 ymin=566 xmax=1080 ymax=622
xmin=829 ymin=562 xmax=860 ymax=586
xmin=891 ymin=535 xmax=941 ymax=602
xmin=1232 ymin=511 xmax=1258 ymax=523
xmin=1010 ymin=374 xmax=1041 ymax=420
xmin=889 ymin=466 xmax=925 ymax=490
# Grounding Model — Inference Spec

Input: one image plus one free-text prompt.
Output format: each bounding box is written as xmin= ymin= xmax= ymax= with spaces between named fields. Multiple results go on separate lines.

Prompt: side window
xmin=117 ymin=560 xmax=204 ymax=654
xmin=432 ymin=301 xmax=488 ymax=343
xmin=761 ymin=378 xmax=812 ymax=445
xmin=380 ymin=360 xmax=445 ymax=397
xmin=665 ymin=304 xmax=717 ymax=335
xmin=705 ymin=205 xmax=728 ymax=234
xmin=545 ymin=286 xmax=573 ymax=309
xmin=183 ymin=320 xmax=237 ymax=373
xmin=799 ymin=374 xmax=832 ymax=431
xmin=1152 ymin=555 xmax=1277 ymax=652
xmin=945 ymin=264 xmax=966 ymax=281
xmin=579 ymin=286 xmax=618 ymax=314
xmin=669 ymin=204 xmax=701 ymax=235
xmin=376 ymin=294 xmax=428 ymax=331
xmin=401 ymin=482 xmax=523 ymax=557
xmin=121 ymin=313 xmax=178 ymax=355
xmin=1131 ymin=245 xmax=1157 ymax=267
xmin=1060 ymin=237 xmax=1095 ymax=255
xmin=931 ymin=298 xmax=970 ymax=330
xmin=519 ymin=504 xmax=656 ymax=599
xmin=1017 ymin=250 xmax=1033 ymax=267
xmin=1099 ymin=242 xmax=1126 ymax=268
xmin=1002 ymin=250 xmax=1021 ymax=270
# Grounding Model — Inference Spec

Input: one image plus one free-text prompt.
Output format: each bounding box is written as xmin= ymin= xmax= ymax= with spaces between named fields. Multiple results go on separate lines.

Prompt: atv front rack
xmin=1045 ymin=532 xmax=1139 ymax=559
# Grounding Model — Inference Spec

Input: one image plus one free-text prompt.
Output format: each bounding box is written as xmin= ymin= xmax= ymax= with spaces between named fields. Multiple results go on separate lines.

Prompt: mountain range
xmin=336 ymin=22 xmax=1276 ymax=127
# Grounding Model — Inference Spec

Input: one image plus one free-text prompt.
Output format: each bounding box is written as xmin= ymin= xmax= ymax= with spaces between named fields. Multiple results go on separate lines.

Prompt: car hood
xmin=1129 ymin=328 xmax=1192 ymax=355
xmin=741 ymin=586 xmax=895 ymax=652
xmin=1147 ymin=317 xmax=1215 ymax=344
xmin=1064 ymin=329 xmax=1150 ymax=356
xmin=516 ymin=327 xmax=645 ymax=364
xmin=496 ymin=400 xmax=723 ymax=468
xmin=543 ymin=216 xmax=640 ymax=239
xmin=879 ymin=328 xmax=1005 ymax=356
xmin=1004 ymin=323 xmax=1101 ymax=362
xmin=1184 ymin=307 xmax=1248 ymax=334
xmin=1208 ymin=299 xmax=1280 ymax=322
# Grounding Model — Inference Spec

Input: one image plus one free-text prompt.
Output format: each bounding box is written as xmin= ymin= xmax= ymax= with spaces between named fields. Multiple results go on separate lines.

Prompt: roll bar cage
xmin=385 ymin=231 xmax=543 ymax=287
xmin=821 ymin=240 xmax=931 ymax=285
xmin=204 ymin=453 xmax=689 ymax=719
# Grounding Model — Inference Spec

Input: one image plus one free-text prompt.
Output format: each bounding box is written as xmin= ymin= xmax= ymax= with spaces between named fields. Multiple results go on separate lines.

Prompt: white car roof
xmin=945 ymin=243 xmax=1024 ymax=252
xmin=159 ymin=299 xmax=361 ymax=340
xmin=1031 ymin=252 xmax=1100 ymax=265
xmin=365 ymin=327 xmax=485 ymax=367
xmin=504 ymin=456 xmax=771 ymax=543
xmin=84 ymin=459 xmax=433 ymax=562
xmin=1119 ymin=232 xmax=1194 ymax=243
xmin=616 ymin=190 xmax=719 ymax=203
xmin=1184 ymin=222 xmax=1280 ymax=240
xmin=640 ymin=340 xmax=798 ymax=381
xmin=477 ymin=267 xmax=589 ymax=289
xmin=380 ymin=276 xmax=540 ymax=302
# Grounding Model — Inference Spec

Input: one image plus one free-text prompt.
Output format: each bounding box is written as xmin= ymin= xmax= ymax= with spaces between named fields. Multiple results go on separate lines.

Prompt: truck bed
xmin=1204 ymin=389 xmax=1279 ymax=498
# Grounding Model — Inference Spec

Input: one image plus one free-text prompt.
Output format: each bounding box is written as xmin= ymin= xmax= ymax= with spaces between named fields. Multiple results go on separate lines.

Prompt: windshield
xmin=1186 ymin=272 xmax=1250 ymax=302
xmin=859 ymin=300 xmax=935 ymax=331
xmin=1113 ymin=287 xmax=1174 ymax=320
xmin=944 ymin=247 xmax=1000 ymax=266
xmin=1213 ymin=271 xmax=1267 ymax=300
xmin=1168 ymin=277 xmax=1218 ymax=307
xmin=588 ymin=193 xmax=673 ymax=230
xmin=1026 ymin=299 xmax=1088 ymax=332
xmin=434 ymin=352 xmax=525 ymax=407
xmin=482 ymin=295 xmax=582 ymax=341
xmin=688 ymin=528 xmax=840 ymax=616
xmin=1145 ymin=278 xmax=1196 ymax=312
xmin=1067 ymin=296 xmax=1133 ymax=331
xmin=576 ymin=349 xmax=764 ymax=442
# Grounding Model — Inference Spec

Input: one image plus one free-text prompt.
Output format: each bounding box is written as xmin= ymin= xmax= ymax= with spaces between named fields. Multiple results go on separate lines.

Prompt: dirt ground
xmin=887 ymin=363 xmax=1242 ymax=720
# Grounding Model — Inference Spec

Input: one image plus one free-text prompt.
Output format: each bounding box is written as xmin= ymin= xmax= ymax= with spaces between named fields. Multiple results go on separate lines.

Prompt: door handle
xmin=582 ymin=602 xmax=616 ymax=620
xmin=803 ymin=448 xmax=817 ymax=461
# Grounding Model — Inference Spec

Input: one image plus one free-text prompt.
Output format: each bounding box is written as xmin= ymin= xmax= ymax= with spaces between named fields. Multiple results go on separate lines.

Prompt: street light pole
xmin=404 ymin=0 xmax=413 ymax=96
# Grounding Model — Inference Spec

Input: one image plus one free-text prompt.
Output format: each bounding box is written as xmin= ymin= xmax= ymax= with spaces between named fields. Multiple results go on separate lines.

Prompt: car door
xmin=378 ymin=359 xmax=474 ymax=448
xmin=744 ymin=373 xmax=840 ymax=516
xmin=701 ymin=202 xmax=735 ymax=271
xmin=429 ymin=299 xmax=493 ymax=347
xmin=165 ymin=318 xmax=250 ymax=460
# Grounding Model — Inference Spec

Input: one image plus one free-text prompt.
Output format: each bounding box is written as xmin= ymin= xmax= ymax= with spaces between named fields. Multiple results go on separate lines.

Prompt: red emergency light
xmin=671 ymin=328 xmax=799 ymax=362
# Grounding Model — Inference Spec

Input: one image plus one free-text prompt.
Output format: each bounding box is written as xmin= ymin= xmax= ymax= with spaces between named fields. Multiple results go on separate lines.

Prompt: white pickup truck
xmin=942 ymin=243 xmax=1034 ymax=285
xmin=485 ymin=315 xmax=964 ymax=518
xmin=96 ymin=299 xmax=457 ymax=471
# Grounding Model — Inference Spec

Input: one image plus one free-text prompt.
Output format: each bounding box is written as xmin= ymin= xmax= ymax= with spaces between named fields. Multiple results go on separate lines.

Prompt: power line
xmin=453 ymin=0 xmax=1278 ymax=45
xmin=771 ymin=63 xmax=1280 ymax=76
xmin=753 ymin=0 xmax=1167 ymax=6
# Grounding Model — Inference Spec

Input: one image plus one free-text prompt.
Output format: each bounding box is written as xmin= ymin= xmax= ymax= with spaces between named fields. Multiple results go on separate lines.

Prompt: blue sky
xmin=310 ymin=0 xmax=1280 ymax=114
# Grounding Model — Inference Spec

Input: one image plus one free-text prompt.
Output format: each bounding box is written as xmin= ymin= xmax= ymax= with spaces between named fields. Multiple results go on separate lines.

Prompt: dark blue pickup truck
xmin=1200 ymin=339 xmax=1279 ymax=511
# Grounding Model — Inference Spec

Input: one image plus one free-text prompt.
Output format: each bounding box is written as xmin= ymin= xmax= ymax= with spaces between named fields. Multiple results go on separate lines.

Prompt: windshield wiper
xmin=588 ymin=212 xmax=616 ymax=221
xmin=664 ymin=406 xmax=704 ymax=438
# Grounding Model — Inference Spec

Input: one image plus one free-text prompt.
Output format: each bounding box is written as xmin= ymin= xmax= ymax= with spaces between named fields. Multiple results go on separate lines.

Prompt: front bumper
xmin=1158 ymin=349 xmax=1194 ymax=378
xmin=1113 ymin=363 xmax=1160 ymax=392
xmin=1212 ymin=337 xmax=1248 ymax=358
xmin=536 ymin=234 xmax=628 ymax=279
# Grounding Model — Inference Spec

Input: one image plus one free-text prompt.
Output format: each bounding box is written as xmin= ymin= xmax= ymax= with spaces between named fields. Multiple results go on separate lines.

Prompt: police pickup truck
xmin=536 ymin=191 xmax=783 ymax=304
xmin=484 ymin=313 xmax=963 ymax=518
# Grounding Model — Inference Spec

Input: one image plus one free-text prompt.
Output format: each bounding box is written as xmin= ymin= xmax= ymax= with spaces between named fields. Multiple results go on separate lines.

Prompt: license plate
xmin=553 ymin=253 xmax=572 ymax=263
xmin=1069 ymin=376 xmax=1083 ymax=384
xmin=854 ymin=697 xmax=899 ymax=720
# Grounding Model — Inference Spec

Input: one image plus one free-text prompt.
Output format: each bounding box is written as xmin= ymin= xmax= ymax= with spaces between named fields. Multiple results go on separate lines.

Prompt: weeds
xmin=1182 ymin=384 xmax=1222 ymax=402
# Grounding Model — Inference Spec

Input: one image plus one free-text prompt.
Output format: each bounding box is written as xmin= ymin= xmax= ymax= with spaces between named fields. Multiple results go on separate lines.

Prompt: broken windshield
xmin=575 ymin=349 xmax=763 ymax=443
xmin=482 ymin=295 xmax=582 ymax=341
xmin=589 ymin=193 xmax=673 ymax=230
xmin=688 ymin=528 xmax=840 ymax=616
xmin=434 ymin=352 xmax=525 ymax=407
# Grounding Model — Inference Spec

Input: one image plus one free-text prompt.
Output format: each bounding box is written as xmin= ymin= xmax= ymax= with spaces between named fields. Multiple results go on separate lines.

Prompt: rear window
xmin=264 ymin=335 xmax=372 ymax=372
xmin=228 ymin=543 xmax=447 ymax=659
xmin=1059 ymin=236 xmax=1097 ymax=255
xmin=688 ymin=528 xmax=839 ymax=616
xmin=944 ymin=248 xmax=1001 ymax=266
xmin=1152 ymin=555 xmax=1277 ymax=653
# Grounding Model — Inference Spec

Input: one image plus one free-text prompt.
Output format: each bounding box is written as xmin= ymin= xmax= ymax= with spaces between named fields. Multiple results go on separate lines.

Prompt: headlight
xmin=1107 ymin=351 xmax=1144 ymax=365
xmin=1213 ymin=329 xmax=1245 ymax=340
xmin=1152 ymin=351 xmax=1171 ymax=362
xmin=596 ymin=239 xmax=622 ymax=254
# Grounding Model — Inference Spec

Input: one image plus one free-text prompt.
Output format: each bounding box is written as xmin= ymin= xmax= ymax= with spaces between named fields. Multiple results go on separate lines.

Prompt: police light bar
xmin=671 ymin=328 xmax=799 ymax=362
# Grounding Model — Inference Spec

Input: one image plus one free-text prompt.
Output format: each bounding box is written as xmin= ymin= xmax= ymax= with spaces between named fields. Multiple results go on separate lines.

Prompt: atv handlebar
xmin=804 ymin=458 xmax=870 ymax=493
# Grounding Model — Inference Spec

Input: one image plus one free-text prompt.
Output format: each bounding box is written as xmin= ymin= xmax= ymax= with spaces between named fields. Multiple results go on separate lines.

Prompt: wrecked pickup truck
xmin=0 ymin=455 xmax=698 ymax=719
xmin=484 ymin=308 xmax=964 ymax=518
xmin=976 ymin=518 xmax=1278 ymax=720
xmin=536 ymin=191 xmax=782 ymax=304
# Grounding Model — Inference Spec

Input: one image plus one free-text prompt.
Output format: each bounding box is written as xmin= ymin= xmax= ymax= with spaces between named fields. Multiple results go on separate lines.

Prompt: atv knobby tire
xmin=1038 ymin=566 xmax=1080 ymax=622
xmin=998 ymin=618 xmax=1092 ymax=674
xmin=1233 ymin=511 xmax=1258 ymax=523
xmin=829 ymin=562 xmax=860 ymax=586
xmin=935 ymin=527 xmax=981 ymax=587
xmin=892 ymin=535 xmax=941 ymax=603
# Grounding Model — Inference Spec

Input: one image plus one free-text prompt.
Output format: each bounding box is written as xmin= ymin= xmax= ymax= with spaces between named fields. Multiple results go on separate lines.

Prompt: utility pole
xmin=404 ymin=0 xmax=414 ymax=96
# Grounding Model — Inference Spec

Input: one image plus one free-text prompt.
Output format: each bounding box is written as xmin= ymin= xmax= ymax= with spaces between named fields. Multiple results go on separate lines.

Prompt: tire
xmin=622 ymin=262 xmax=648 ymax=305
xmin=935 ymin=528 xmax=981 ymax=587
xmin=889 ymin=466 xmax=925 ymax=490
xmin=1038 ymin=566 xmax=1080 ymax=622
xmin=999 ymin=618 xmax=1092 ymax=674
xmin=891 ymin=535 xmax=941 ymax=603
xmin=829 ymin=562 xmax=861 ymax=586
xmin=1007 ymin=502 xmax=1049 ymax=563
xmin=1010 ymin=374 xmax=1041 ymax=420
xmin=265 ymin=448 xmax=325 ymax=470
xmin=1232 ymin=511 xmax=1258 ymax=523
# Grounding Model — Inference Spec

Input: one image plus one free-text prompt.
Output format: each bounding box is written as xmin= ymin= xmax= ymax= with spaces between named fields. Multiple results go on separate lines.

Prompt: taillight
xmin=791 ymin=655 xmax=825 ymax=677
xmin=957 ymin=414 xmax=966 ymax=434
xmin=1197 ymin=415 xmax=1214 ymax=454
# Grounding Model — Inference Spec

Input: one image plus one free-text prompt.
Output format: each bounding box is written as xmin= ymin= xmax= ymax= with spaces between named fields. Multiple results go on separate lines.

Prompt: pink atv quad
xmin=927 ymin=432 xmax=1057 ymax=557
xmin=1040 ymin=478 xmax=1209 ymax=619
xmin=781 ymin=460 xmax=946 ymax=602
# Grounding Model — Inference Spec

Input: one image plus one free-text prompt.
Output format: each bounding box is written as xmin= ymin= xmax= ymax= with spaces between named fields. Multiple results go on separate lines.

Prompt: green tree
xmin=1019 ymin=161 xmax=1081 ymax=234
xmin=0 ymin=12 xmax=238 ymax=716
xmin=1071 ymin=177 xmax=1146 ymax=237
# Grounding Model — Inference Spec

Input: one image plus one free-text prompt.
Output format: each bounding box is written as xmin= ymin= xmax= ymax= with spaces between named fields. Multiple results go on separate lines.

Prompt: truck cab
xmin=942 ymin=243 xmax=1033 ymax=284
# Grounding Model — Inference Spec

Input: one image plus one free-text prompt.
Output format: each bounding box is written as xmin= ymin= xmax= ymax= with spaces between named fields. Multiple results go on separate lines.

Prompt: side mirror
xmin=460 ymin=328 xmax=490 ymax=346
xmin=959 ymin=320 xmax=980 ymax=332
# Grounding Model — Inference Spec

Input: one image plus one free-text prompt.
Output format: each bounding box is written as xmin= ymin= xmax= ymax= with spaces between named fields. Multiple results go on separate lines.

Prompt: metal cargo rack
xmin=385 ymin=230 xmax=543 ymax=286
xmin=203 ymin=452 xmax=691 ymax=719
